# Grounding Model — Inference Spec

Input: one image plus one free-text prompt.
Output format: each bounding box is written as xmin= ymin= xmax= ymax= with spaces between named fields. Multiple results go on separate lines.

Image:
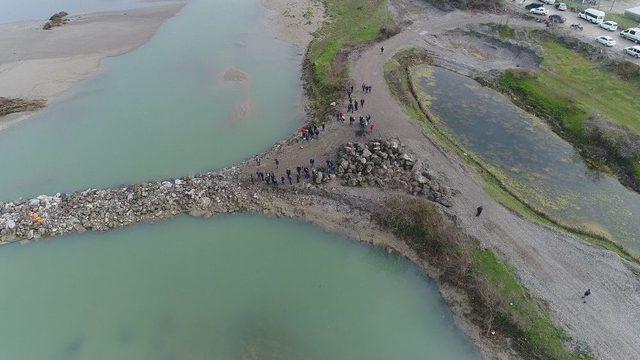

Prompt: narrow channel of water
xmin=0 ymin=0 xmax=302 ymax=200
xmin=0 ymin=215 xmax=480 ymax=359
xmin=415 ymin=66 xmax=640 ymax=253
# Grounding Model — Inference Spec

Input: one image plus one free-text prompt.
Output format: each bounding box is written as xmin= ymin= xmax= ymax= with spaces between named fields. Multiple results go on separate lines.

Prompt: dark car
xmin=549 ymin=14 xmax=566 ymax=23
xmin=525 ymin=3 xmax=543 ymax=10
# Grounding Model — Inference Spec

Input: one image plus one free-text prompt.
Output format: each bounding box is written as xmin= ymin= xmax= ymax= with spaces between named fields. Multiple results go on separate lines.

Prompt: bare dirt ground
xmin=246 ymin=2 xmax=640 ymax=358
xmin=0 ymin=2 xmax=185 ymax=131
xmin=261 ymin=0 xmax=325 ymax=50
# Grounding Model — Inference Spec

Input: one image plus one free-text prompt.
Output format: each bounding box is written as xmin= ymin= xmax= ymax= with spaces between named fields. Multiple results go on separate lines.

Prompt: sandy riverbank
xmin=261 ymin=0 xmax=325 ymax=50
xmin=0 ymin=2 xmax=186 ymax=131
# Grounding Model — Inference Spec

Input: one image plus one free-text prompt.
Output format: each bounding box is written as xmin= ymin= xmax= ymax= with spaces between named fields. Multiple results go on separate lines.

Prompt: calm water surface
xmin=0 ymin=0 xmax=302 ymax=200
xmin=0 ymin=215 xmax=480 ymax=359
xmin=416 ymin=66 xmax=640 ymax=252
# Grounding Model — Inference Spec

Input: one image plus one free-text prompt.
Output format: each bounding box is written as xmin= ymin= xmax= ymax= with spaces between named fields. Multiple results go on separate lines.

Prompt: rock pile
xmin=0 ymin=97 xmax=46 ymax=117
xmin=335 ymin=139 xmax=454 ymax=207
xmin=0 ymin=170 xmax=259 ymax=244
xmin=43 ymin=11 xmax=69 ymax=30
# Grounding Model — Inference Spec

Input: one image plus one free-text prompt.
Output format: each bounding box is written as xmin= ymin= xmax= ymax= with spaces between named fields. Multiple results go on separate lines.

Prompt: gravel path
xmin=248 ymin=4 xmax=640 ymax=358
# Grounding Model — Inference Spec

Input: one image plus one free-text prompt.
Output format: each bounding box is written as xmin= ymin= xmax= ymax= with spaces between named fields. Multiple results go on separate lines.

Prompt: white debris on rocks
xmin=335 ymin=139 xmax=454 ymax=207
xmin=0 ymin=139 xmax=455 ymax=244
xmin=0 ymin=170 xmax=258 ymax=244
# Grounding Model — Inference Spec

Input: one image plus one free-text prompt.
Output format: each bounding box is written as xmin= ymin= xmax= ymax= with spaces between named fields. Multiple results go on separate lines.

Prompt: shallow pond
xmin=0 ymin=215 xmax=480 ymax=359
xmin=415 ymin=66 xmax=640 ymax=253
xmin=0 ymin=0 xmax=302 ymax=200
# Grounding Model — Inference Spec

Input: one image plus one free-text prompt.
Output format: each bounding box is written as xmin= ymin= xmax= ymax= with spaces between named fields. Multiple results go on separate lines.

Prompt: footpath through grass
xmin=305 ymin=0 xmax=395 ymax=122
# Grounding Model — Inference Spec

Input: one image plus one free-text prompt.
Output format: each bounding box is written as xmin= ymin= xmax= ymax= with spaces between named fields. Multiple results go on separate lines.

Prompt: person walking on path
xmin=380 ymin=46 xmax=384 ymax=54
xmin=582 ymin=289 xmax=591 ymax=299
xmin=275 ymin=159 xmax=279 ymax=169
xmin=360 ymin=99 xmax=364 ymax=108
xmin=310 ymin=158 xmax=315 ymax=168
xmin=354 ymin=101 xmax=358 ymax=111
xmin=476 ymin=206 xmax=483 ymax=217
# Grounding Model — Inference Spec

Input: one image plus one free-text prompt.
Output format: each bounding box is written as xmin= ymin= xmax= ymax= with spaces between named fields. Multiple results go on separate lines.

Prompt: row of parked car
xmin=526 ymin=1 xmax=640 ymax=58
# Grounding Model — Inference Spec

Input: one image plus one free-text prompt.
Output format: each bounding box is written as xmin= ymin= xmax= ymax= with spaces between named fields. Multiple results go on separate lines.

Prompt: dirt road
xmin=248 ymin=3 xmax=640 ymax=358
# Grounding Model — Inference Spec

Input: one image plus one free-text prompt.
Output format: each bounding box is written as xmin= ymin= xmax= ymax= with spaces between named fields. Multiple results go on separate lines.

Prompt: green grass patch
xmin=511 ymin=40 xmax=640 ymax=132
xmin=473 ymin=249 xmax=581 ymax=359
xmin=606 ymin=13 xmax=639 ymax=30
xmin=305 ymin=0 xmax=396 ymax=121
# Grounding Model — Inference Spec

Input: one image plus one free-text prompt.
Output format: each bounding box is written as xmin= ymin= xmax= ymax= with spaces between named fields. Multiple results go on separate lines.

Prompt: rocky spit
xmin=0 ymin=139 xmax=454 ymax=244
xmin=336 ymin=140 xmax=454 ymax=207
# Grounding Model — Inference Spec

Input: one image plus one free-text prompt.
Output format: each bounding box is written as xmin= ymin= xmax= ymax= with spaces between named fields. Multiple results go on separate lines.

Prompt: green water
xmin=0 ymin=215 xmax=480 ymax=359
xmin=0 ymin=0 xmax=302 ymax=200
xmin=0 ymin=2 xmax=480 ymax=357
xmin=416 ymin=66 xmax=640 ymax=252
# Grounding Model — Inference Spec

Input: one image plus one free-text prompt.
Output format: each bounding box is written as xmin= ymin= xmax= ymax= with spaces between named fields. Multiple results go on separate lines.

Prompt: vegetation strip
xmin=376 ymin=197 xmax=590 ymax=359
xmin=491 ymin=29 xmax=640 ymax=193
xmin=303 ymin=0 xmax=397 ymax=123
xmin=384 ymin=48 xmax=639 ymax=264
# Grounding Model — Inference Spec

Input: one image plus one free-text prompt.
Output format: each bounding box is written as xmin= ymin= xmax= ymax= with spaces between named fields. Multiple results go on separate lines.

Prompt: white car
xmin=555 ymin=2 xmax=567 ymax=11
xmin=624 ymin=45 xmax=640 ymax=58
xmin=530 ymin=7 xmax=549 ymax=15
xmin=597 ymin=35 xmax=616 ymax=47
xmin=540 ymin=0 xmax=555 ymax=4
xmin=600 ymin=21 xmax=618 ymax=31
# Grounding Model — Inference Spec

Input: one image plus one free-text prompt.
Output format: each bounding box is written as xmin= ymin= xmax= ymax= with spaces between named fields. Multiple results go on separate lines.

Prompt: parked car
xmin=624 ymin=45 xmax=640 ymax=58
xmin=549 ymin=14 xmax=566 ymax=23
xmin=620 ymin=28 xmax=640 ymax=43
xmin=600 ymin=21 xmax=618 ymax=31
xmin=539 ymin=0 xmax=555 ymax=4
xmin=530 ymin=7 xmax=549 ymax=16
xmin=578 ymin=8 xmax=605 ymax=24
xmin=525 ymin=3 xmax=543 ymax=10
xmin=596 ymin=35 xmax=616 ymax=47
xmin=555 ymin=2 xmax=567 ymax=11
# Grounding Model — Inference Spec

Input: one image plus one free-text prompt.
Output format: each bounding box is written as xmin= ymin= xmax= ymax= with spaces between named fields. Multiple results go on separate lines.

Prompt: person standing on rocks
xmin=380 ymin=46 xmax=384 ymax=54
xmin=310 ymin=158 xmax=315 ymax=168
xmin=360 ymin=99 xmax=364 ymax=108
xmin=275 ymin=158 xmax=279 ymax=169
xmin=354 ymin=101 xmax=358 ymax=111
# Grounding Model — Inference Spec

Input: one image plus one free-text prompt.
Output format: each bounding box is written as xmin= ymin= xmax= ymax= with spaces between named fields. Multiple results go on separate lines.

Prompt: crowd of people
xmin=252 ymin=80 xmax=376 ymax=187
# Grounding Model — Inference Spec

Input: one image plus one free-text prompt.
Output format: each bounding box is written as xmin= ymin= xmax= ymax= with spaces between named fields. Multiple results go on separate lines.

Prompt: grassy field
xmin=526 ymin=40 xmax=640 ymax=131
xmin=496 ymin=38 xmax=640 ymax=192
xmin=306 ymin=0 xmax=395 ymax=121
xmin=379 ymin=198 xmax=590 ymax=359
xmin=605 ymin=12 xmax=639 ymax=30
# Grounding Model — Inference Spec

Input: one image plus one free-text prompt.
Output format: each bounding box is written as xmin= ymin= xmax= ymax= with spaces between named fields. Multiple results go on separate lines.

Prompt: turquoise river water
xmin=0 ymin=1 xmax=480 ymax=358
xmin=0 ymin=215 xmax=479 ymax=359
xmin=416 ymin=66 xmax=640 ymax=253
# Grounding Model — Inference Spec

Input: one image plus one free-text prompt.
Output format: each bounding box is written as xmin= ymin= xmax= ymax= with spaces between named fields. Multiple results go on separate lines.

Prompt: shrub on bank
xmin=376 ymin=197 xmax=590 ymax=360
